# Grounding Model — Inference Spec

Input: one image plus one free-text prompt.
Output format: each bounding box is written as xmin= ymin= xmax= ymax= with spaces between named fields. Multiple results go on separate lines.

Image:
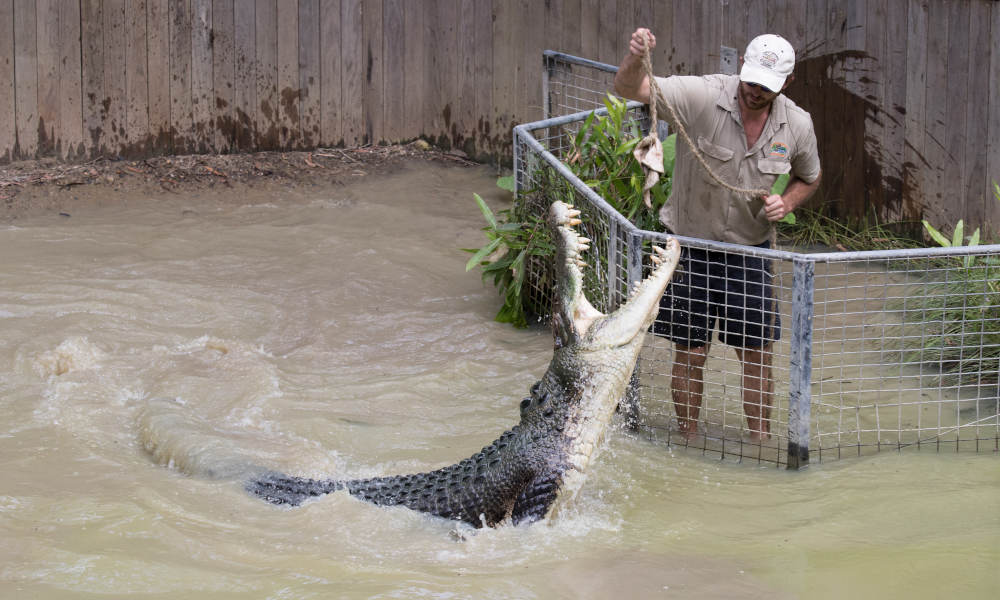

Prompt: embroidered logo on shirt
xmin=769 ymin=142 xmax=789 ymax=158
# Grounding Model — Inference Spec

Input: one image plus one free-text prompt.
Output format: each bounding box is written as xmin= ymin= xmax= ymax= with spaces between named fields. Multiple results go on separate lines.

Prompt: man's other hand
xmin=762 ymin=194 xmax=789 ymax=222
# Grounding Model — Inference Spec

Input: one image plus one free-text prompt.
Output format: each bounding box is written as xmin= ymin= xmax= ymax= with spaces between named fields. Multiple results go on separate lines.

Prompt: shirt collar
xmin=718 ymin=75 xmax=741 ymax=115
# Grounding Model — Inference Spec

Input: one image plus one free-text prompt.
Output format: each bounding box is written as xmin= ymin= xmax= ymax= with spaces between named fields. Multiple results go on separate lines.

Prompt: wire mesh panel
xmin=515 ymin=51 xmax=1000 ymax=466
xmin=543 ymin=51 xmax=621 ymax=119
xmin=809 ymin=250 xmax=1000 ymax=458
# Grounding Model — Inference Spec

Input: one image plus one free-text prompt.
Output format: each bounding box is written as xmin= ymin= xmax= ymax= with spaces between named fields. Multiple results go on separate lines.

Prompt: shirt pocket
xmin=695 ymin=136 xmax=736 ymax=186
xmin=757 ymin=158 xmax=792 ymax=196
xmin=757 ymin=158 xmax=792 ymax=176
xmin=697 ymin=136 xmax=735 ymax=162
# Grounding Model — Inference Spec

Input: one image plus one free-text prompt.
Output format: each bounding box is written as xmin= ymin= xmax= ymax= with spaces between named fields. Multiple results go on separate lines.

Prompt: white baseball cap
xmin=740 ymin=34 xmax=795 ymax=92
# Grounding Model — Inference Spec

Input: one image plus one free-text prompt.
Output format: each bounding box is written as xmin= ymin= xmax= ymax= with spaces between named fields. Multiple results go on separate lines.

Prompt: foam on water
xmin=34 ymin=336 xmax=106 ymax=378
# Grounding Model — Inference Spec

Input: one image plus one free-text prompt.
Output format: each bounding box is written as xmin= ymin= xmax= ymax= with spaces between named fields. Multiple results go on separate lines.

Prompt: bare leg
xmin=735 ymin=344 xmax=774 ymax=442
xmin=672 ymin=344 xmax=709 ymax=441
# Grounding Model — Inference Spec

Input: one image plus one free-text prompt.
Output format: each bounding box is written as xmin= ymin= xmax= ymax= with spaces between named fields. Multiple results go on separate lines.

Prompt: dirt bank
xmin=0 ymin=143 xmax=483 ymax=222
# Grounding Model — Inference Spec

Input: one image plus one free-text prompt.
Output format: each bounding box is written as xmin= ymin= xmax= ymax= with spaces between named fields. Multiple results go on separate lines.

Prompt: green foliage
xmin=466 ymin=96 xmax=675 ymax=327
xmin=463 ymin=192 xmax=553 ymax=327
xmin=496 ymin=175 xmax=515 ymax=193
xmin=772 ymin=173 xmax=796 ymax=225
xmin=776 ymin=205 xmax=920 ymax=252
xmin=905 ymin=185 xmax=1000 ymax=383
xmin=922 ymin=217 xmax=980 ymax=268
xmin=566 ymin=95 xmax=673 ymax=231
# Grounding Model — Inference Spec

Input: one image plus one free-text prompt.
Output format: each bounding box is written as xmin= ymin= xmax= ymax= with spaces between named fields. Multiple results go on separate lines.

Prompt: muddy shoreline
xmin=0 ymin=143 xmax=483 ymax=222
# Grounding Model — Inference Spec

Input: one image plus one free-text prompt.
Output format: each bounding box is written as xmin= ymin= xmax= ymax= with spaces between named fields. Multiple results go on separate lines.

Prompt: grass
xmin=899 ymin=182 xmax=1000 ymax=385
xmin=775 ymin=204 xmax=923 ymax=252
xmin=903 ymin=260 xmax=1000 ymax=385
xmin=779 ymin=184 xmax=1000 ymax=386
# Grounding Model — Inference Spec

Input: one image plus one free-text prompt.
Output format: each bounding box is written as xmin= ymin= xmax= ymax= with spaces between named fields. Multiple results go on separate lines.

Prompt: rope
xmin=638 ymin=32 xmax=769 ymax=201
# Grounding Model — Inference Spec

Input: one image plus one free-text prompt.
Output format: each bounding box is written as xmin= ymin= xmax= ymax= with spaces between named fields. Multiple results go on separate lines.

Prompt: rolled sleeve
xmin=790 ymin=112 xmax=821 ymax=184
xmin=654 ymin=75 xmax=718 ymax=130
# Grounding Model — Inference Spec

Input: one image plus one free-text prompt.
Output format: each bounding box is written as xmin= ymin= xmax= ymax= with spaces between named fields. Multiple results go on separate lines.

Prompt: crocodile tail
xmin=139 ymin=397 xmax=268 ymax=481
xmin=246 ymin=467 xmax=503 ymax=525
xmin=246 ymin=472 xmax=345 ymax=506
xmin=248 ymin=443 xmax=537 ymax=527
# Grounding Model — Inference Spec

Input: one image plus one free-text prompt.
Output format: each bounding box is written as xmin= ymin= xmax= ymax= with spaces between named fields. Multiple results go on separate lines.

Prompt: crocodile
xmin=144 ymin=201 xmax=680 ymax=527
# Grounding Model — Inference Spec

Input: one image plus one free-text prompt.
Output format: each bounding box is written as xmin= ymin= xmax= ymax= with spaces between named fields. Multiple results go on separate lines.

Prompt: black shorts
xmin=652 ymin=242 xmax=780 ymax=349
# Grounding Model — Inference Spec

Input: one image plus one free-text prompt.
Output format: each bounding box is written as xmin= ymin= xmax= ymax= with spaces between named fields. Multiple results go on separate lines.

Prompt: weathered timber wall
xmin=0 ymin=0 xmax=534 ymax=161
xmin=1 ymin=0 xmax=998 ymax=234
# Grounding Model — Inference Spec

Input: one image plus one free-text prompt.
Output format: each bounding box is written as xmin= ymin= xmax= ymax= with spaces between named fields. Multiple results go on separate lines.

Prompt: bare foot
xmin=748 ymin=430 xmax=771 ymax=443
xmin=676 ymin=419 xmax=699 ymax=442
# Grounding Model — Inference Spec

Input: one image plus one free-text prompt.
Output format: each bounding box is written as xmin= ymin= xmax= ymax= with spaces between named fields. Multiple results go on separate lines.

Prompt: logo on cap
xmin=759 ymin=51 xmax=779 ymax=69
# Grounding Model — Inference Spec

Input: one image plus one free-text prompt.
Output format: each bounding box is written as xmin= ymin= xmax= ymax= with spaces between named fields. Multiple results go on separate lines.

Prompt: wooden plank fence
xmin=0 ymin=0 xmax=997 ymax=234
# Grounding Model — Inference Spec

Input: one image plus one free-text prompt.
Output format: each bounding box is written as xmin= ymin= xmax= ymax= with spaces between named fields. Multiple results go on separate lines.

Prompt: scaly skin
xmin=247 ymin=202 xmax=681 ymax=526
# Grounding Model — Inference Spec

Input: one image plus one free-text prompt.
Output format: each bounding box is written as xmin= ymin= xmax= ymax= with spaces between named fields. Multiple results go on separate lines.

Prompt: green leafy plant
xmin=771 ymin=173 xmax=795 ymax=225
xmin=904 ymin=184 xmax=1000 ymax=383
xmin=464 ymin=189 xmax=553 ymax=327
xmin=567 ymin=94 xmax=673 ymax=230
xmin=922 ymin=217 xmax=980 ymax=268
xmin=466 ymin=96 xmax=675 ymax=327
xmin=496 ymin=175 xmax=515 ymax=193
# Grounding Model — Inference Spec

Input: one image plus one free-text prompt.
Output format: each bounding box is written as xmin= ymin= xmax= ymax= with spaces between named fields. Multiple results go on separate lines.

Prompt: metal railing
xmin=514 ymin=52 xmax=1000 ymax=467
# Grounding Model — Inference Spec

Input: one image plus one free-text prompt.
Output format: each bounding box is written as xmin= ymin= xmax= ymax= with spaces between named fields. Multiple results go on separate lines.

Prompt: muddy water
xmin=1 ymin=162 xmax=997 ymax=599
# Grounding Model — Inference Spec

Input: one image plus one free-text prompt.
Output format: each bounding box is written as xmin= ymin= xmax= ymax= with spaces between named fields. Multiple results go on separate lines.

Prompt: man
xmin=614 ymin=29 xmax=822 ymax=442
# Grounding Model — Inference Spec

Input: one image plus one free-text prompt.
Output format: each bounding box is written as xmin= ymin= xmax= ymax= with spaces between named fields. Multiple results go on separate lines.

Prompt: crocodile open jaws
xmin=147 ymin=201 xmax=680 ymax=527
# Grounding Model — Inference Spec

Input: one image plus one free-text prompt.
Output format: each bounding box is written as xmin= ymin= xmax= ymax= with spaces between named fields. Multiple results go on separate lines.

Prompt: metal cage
xmin=513 ymin=52 xmax=1000 ymax=467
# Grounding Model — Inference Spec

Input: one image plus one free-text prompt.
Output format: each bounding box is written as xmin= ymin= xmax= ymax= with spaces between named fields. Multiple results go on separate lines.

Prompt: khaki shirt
xmin=653 ymin=74 xmax=821 ymax=245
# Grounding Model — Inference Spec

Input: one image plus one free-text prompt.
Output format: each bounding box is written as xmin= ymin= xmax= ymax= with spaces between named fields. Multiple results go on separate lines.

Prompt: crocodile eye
xmin=520 ymin=398 xmax=531 ymax=411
